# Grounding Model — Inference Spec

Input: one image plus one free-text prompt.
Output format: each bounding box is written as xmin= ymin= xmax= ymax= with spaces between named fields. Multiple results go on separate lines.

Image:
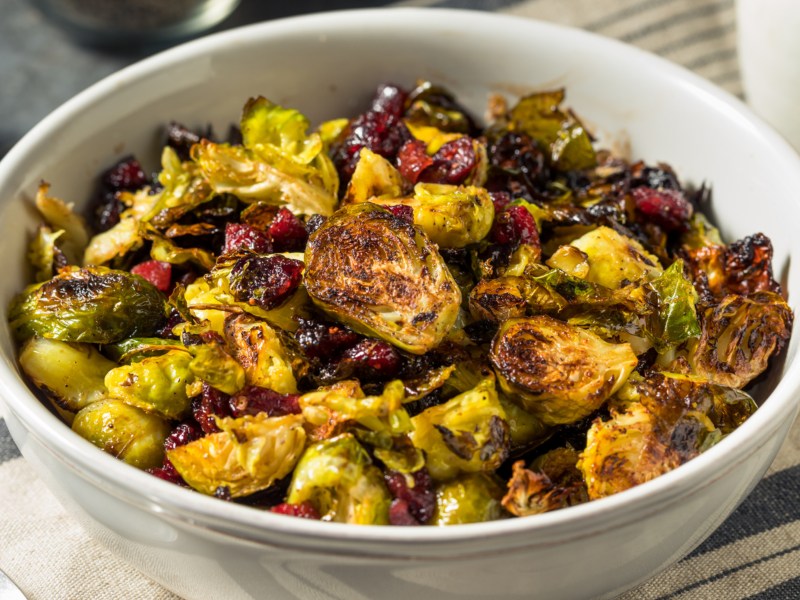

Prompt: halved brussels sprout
xmin=501 ymin=448 xmax=587 ymax=517
xmin=552 ymin=226 xmax=663 ymax=289
xmin=304 ymin=203 xmax=462 ymax=354
xmin=490 ymin=316 xmax=637 ymax=425
xmin=578 ymin=371 xmax=756 ymax=499
xmin=19 ymin=337 xmax=117 ymax=416
xmin=28 ymin=226 xmax=64 ymax=282
xmin=410 ymin=377 xmax=509 ymax=481
xmin=168 ymin=413 xmax=307 ymax=497
xmin=104 ymin=349 xmax=194 ymax=419
xmin=686 ymin=291 xmax=792 ymax=388
xmin=72 ymin=399 xmax=170 ymax=470
xmin=368 ymin=183 xmax=495 ymax=249
xmin=286 ymin=433 xmax=391 ymax=524
xmin=9 ymin=266 xmax=167 ymax=344
xmin=432 ymin=473 xmax=506 ymax=525
xmin=223 ymin=315 xmax=298 ymax=394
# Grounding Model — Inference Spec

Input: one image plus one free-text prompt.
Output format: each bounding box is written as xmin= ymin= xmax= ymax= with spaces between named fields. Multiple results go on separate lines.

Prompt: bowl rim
xmin=2 ymin=6 xmax=800 ymax=550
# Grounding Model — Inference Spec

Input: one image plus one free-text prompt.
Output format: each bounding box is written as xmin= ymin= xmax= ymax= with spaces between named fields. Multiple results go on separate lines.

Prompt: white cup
xmin=736 ymin=0 xmax=800 ymax=151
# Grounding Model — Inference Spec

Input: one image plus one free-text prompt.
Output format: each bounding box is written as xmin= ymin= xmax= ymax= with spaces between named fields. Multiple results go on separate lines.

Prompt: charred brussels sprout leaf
xmin=168 ymin=413 xmax=307 ymax=497
xmin=432 ymin=473 xmax=507 ymax=525
xmin=304 ymin=203 xmax=462 ymax=354
xmin=34 ymin=182 xmax=89 ymax=266
xmin=9 ymin=266 xmax=166 ymax=344
xmin=343 ymin=148 xmax=405 ymax=204
xmin=490 ymin=316 xmax=637 ymax=426
xmin=501 ymin=448 xmax=587 ymax=517
xmin=578 ymin=372 xmax=756 ymax=499
xmin=223 ymin=315 xmax=297 ymax=394
xmin=28 ymin=226 xmax=64 ymax=283
xmin=287 ymin=433 xmax=391 ymax=524
xmin=19 ymin=337 xmax=117 ymax=417
xmin=645 ymin=260 xmax=701 ymax=352
xmin=410 ymin=378 xmax=509 ymax=481
xmin=104 ymin=349 xmax=194 ymax=419
xmin=508 ymin=89 xmax=596 ymax=171
xmin=686 ymin=291 xmax=792 ymax=388
xmin=72 ymin=399 xmax=170 ymax=469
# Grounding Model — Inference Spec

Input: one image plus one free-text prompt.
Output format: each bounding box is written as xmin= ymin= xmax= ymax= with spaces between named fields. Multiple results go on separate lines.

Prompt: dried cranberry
xmin=490 ymin=191 xmax=512 ymax=213
xmin=384 ymin=204 xmax=414 ymax=223
xmin=164 ymin=421 xmax=202 ymax=451
xmin=632 ymin=186 xmax=693 ymax=232
xmin=229 ymin=254 xmax=304 ymax=310
xmin=165 ymin=121 xmax=202 ymax=161
xmin=332 ymin=84 xmax=410 ymax=186
xmin=397 ymin=139 xmax=434 ymax=184
xmin=131 ymin=260 xmax=172 ymax=293
xmin=389 ymin=499 xmax=421 ymax=526
xmin=268 ymin=208 xmax=308 ymax=251
xmin=214 ymin=486 xmax=232 ymax=501
xmin=384 ymin=468 xmax=435 ymax=524
xmin=635 ymin=165 xmax=681 ymax=191
xmin=93 ymin=192 xmax=125 ymax=232
xmin=102 ymin=156 xmax=148 ymax=191
xmin=148 ymin=463 xmax=185 ymax=485
xmin=419 ymin=137 xmax=477 ymax=185
xmin=223 ymin=222 xmax=273 ymax=254
xmin=229 ymin=386 xmax=301 ymax=418
xmin=192 ymin=383 xmax=232 ymax=434
xmin=337 ymin=339 xmax=401 ymax=381
xmin=491 ymin=205 xmax=539 ymax=246
xmin=155 ymin=308 xmax=184 ymax=338
xmin=295 ymin=318 xmax=361 ymax=361
xmin=488 ymin=132 xmax=548 ymax=196
xmin=270 ymin=501 xmax=321 ymax=519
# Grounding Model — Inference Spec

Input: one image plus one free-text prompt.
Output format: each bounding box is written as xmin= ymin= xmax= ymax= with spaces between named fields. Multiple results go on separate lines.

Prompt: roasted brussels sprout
xmin=19 ymin=337 xmax=117 ymax=416
xmin=685 ymin=291 xmax=792 ymax=388
xmin=364 ymin=183 xmax=495 ymax=248
xmin=410 ymin=377 xmax=509 ymax=481
xmin=34 ymin=182 xmax=89 ymax=266
xmin=9 ymin=266 xmax=167 ymax=344
xmin=578 ymin=372 xmax=756 ymax=499
xmin=192 ymin=97 xmax=338 ymax=216
xmin=72 ymin=399 xmax=170 ymax=469
xmin=490 ymin=316 xmax=637 ymax=425
xmin=286 ymin=433 xmax=391 ymax=524
xmin=501 ymin=448 xmax=587 ymax=517
xmin=223 ymin=315 xmax=298 ymax=394
xmin=104 ymin=349 xmax=194 ymax=420
xmin=168 ymin=413 xmax=307 ymax=497
xmin=552 ymin=226 xmax=663 ymax=289
xmin=507 ymin=89 xmax=596 ymax=171
xmin=343 ymin=148 xmax=405 ymax=204
xmin=304 ymin=203 xmax=461 ymax=354
xmin=432 ymin=473 xmax=507 ymax=525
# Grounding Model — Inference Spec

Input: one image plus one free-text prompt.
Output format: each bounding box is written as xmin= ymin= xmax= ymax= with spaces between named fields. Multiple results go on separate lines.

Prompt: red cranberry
xmin=102 ymin=156 xmax=148 ymax=191
xmin=229 ymin=254 xmax=304 ymax=310
xmin=271 ymin=501 xmax=321 ymax=519
xmin=223 ymin=222 xmax=273 ymax=254
xmin=340 ymin=339 xmax=401 ymax=380
xmin=131 ymin=260 xmax=172 ymax=293
xmin=384 ymin=204 xmax=414 ymax=223
xmin=384 ymin=468 xmax=435 ymax=524
xmin=229 ymin=386 xmax=301 ymax=418
xmin=397 ymin=139 xmax=434 ymax=184
xmin=632 ymin=186 xmax=693 ymax=232
xmin=491 ymin=205 xmax=539 ymax=246
xmin=389 ymin=499 xmax=421 ymax=526
xmin=268 ymin=208 xmax=308 ymax=251
xmin=490 ymin=191 xmax=512 ymax=213
xmin=419 ymin=137 xmax=477 ymax=185
xmin=192 ymin=384 xmax=232 ymax=434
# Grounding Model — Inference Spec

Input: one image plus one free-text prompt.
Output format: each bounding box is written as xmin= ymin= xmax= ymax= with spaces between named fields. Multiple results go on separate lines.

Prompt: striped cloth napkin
xmin=1 ymin=0 xmax=798 ymax=598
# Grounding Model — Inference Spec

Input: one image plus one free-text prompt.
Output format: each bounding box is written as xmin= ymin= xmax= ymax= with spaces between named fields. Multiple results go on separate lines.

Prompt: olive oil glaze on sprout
xmin=9 ymin=82 xmax=792 ymax=525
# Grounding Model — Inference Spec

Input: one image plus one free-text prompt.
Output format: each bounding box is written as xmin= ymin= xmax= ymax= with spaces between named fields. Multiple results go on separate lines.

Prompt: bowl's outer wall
xmin=1 ymin=9 xmax=800 ymax=600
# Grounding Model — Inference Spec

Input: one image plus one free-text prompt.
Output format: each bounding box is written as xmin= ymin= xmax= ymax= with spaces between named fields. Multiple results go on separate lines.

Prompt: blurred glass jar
xmin=31 ymin=0 xmax=241 ymax=47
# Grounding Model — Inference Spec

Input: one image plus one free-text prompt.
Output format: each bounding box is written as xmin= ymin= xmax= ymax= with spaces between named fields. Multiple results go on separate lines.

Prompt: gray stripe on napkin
xmin=0 ymin=418 xmax=22 ymax=463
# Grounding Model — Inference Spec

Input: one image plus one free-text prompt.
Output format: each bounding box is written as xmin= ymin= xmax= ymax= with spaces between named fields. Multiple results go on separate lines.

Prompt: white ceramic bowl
xmin=1 ymin=9 xmax=799 ymax=600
